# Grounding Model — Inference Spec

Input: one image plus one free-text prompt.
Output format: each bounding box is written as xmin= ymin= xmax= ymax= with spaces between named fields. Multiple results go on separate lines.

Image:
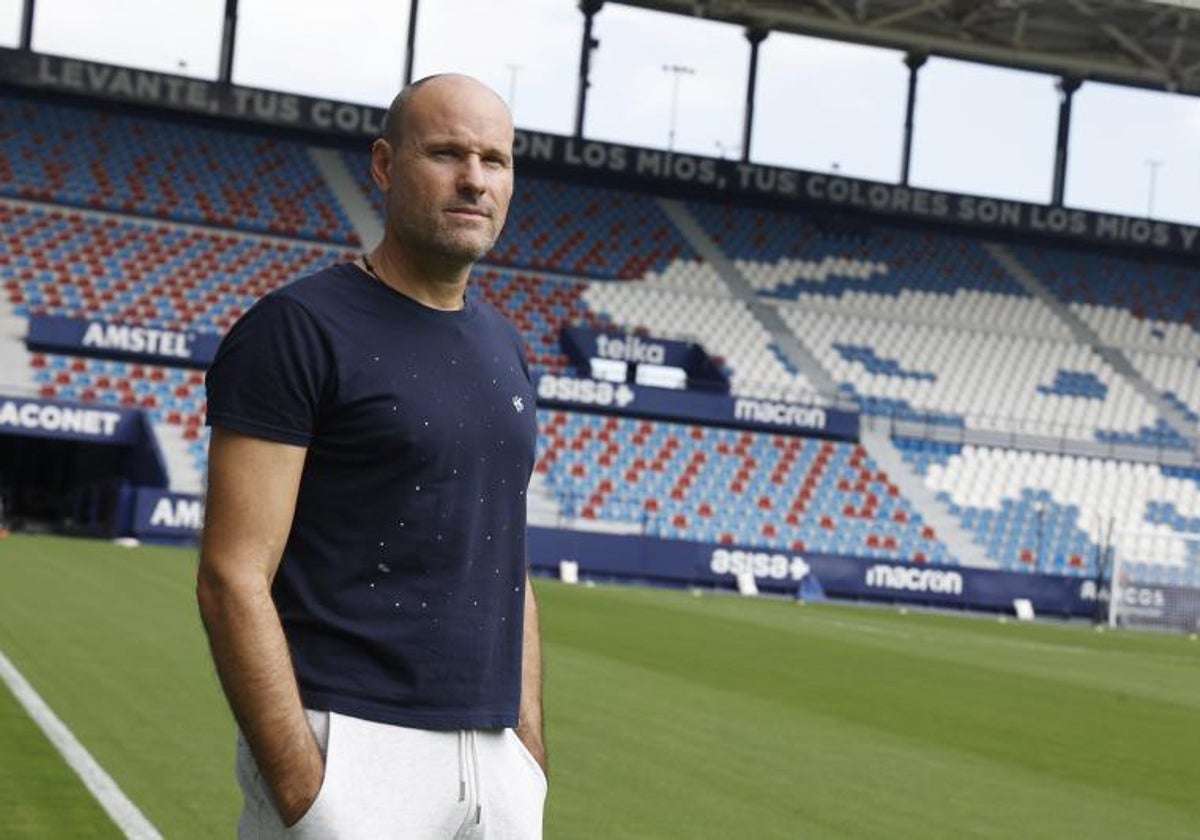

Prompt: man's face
xmin=377 ymin=78 xmax=514 ymax=267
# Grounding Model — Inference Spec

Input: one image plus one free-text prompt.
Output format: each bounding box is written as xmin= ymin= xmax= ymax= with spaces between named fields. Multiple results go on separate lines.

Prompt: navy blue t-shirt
xmin=205 ymin=262 xmax=537 ymax=729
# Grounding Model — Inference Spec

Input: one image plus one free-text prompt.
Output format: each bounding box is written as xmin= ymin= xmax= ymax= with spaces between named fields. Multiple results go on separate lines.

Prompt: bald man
xmin=198 ymin=75 xmax=546 ymax=838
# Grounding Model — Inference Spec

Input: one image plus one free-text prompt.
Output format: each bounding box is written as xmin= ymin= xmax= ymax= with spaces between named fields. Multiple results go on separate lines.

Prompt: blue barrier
xmin=0 ymin=394 xmax=145 ymax=444
xmin=527 ymin=526 xmax=1109 ymax=617
xmin=535 ymin=374 xmax=859 ymax=441
xmin=131 ymin=488 xmax=205 ymax=539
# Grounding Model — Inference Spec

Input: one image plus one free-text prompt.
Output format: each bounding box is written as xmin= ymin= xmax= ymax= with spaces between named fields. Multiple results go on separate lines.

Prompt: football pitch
xmin=0 ymin=535 xmax=1197 ymax=839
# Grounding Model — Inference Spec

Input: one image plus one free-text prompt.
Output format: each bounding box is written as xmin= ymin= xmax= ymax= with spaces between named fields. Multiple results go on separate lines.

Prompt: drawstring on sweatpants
xmin=457 ymin=731 xmax=467 ymax=803
xmin=470 ymin=731 xmax=483 ymax=825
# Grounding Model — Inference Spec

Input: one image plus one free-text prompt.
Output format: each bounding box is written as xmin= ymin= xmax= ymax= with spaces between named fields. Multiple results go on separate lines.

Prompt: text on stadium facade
xmin=5 ymin=47 xmax=1200 ymax=257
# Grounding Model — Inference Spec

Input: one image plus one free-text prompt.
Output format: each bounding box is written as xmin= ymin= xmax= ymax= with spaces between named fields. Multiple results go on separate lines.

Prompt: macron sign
xmin=535 ymin=374 xmax=856 ymax=440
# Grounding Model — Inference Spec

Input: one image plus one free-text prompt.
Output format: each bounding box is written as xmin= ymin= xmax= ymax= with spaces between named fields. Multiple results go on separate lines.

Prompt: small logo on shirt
xmin=512 ymin=396 xmax=525 ymax=413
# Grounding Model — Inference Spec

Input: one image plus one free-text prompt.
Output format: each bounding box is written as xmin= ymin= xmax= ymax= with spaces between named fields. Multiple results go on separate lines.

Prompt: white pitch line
xmin=0 ymin=648 xmax=162 ymax=840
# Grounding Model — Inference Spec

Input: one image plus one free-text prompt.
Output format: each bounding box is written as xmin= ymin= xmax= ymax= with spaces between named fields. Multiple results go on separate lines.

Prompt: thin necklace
xmin=361 ymin=252 xmax=383 ymax=284
xmin=360 ymin=253 xmax=469 ymax=308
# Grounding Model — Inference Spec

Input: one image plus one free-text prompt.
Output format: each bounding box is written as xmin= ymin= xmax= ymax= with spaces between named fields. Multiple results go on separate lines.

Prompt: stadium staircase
xmin=309 ymin=148 xmax=383 ymax=252
xmin=859 ymin=424 xmax=993 ymax=567
xmin=0 ymin=295 xmax=35 ymax=397
xmin=157 ymin=425 xmax=204 ymax=494
xmin=525 ymin=471 xmax=562 ymax=528
xmin=655 ymin=198 xmax=840 ymax=397
xmin=984 ymin=242 xmax=1200 ymax=456
xmin=657 ymin=197 xmax=996 ymax=567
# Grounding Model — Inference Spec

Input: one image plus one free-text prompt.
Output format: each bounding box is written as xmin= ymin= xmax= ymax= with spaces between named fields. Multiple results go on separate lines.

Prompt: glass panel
xmin=910 ymin=57 xmax=1058 ymax=203
xmin=754 ymin=32 xmax=906 ymax=181
xmin=1068 ymin=81 xmax=1200 ymax=224
xmin=31 ymin=0 xmax=224 ymax=78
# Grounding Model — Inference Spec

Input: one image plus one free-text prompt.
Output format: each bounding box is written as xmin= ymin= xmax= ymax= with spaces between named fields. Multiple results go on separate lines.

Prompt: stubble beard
xmin=392 ymin=210 xmax=502 ymax=271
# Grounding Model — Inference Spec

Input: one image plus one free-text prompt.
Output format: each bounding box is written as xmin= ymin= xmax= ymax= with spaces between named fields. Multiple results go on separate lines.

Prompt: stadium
xmin=0 ymin=0 xmax=1199 ymax=837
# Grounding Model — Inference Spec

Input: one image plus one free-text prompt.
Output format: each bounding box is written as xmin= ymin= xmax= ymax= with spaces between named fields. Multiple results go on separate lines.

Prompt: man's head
xmin=370 ymin=74 xmax=514 ymax=274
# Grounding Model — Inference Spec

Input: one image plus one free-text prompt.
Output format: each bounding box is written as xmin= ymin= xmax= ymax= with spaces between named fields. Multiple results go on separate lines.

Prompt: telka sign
xmin=4 ymin=47 xmax=1200 ymax=257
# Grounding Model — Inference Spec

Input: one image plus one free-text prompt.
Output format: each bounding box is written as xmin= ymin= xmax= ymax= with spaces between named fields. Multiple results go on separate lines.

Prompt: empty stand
xmin=0 ymin=96 xmax=357 ymax=243
xmin=342 ymin=150 xmax=698 ymax=280
xmin=688 ymin=200 xmax=1028 ymax=300
xmin=472 ymin=268 xmax=608 ymax=378
xmin=537 ymin=410 xmax=951 ymax=564
xmin=583 ymin=282 xmax=815 ymax=401
xmin=898 ymin=438 xmax=1200 ymax=583
xmin=779 ymin=305 xmax=1183 ymax=447
xmin=1 ymin=200 xmax=354 ymax=333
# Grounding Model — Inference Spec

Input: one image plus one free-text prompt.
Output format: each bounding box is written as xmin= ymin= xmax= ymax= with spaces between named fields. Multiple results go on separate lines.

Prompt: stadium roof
xmin=620 ymin=0 xmax=1200 ymax=95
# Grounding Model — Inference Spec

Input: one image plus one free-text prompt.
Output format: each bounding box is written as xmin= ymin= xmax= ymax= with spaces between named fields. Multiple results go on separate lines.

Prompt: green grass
xmin=1 ymin=534 xmax=1198 ymax=838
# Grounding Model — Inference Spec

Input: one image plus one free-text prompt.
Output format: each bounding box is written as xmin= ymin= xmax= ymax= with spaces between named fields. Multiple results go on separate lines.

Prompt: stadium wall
xmin=126 ymin=487 xmax=1149 ymax=621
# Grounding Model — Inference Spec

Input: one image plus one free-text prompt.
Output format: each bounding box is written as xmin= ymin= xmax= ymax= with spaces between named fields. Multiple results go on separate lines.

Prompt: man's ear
xmin=369 ymin=138 xmax=393 ymax=193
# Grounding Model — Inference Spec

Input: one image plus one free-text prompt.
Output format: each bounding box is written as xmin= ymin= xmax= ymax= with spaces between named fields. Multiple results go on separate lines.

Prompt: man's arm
xmin=196 ymin=427 xmax=322 ymax=826
xmin=515 ymin=572 xmax=548 ymax=776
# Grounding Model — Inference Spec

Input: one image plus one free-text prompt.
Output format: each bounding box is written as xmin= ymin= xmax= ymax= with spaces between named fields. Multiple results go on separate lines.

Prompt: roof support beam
xmin=403 ymin=0 xmax=419 ymax=86
xmin=19 ymin=0 xmax=35 ymax=51
xmin=574 ymin=0 xmax=604 ymax=139
xmin=1051 ymin=76 xmax=1082 ymax=207
xmin=217 ymin=0 xmax=239 ymax=84
xmin=869 ymin=0 xmax=946 ymax=30
xmin=741 ymin=27 xmax=769 ymax=163
xmin=900 ymin=51 xmax=926 ymax=186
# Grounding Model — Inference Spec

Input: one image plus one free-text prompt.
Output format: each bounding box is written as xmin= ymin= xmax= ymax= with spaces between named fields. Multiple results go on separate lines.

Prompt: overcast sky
xmin=2 ymin=0 xmax=1199 ymax=225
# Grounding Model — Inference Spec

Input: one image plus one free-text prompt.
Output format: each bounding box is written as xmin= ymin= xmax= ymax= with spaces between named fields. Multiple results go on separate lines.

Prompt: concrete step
xmin=985 ymin=241 xmax=1199 ymax=454
xmin=860 ymin=423 xmax=995 ymax=568
xmin=155 ymin=423 xmax=204 ymax=494
xmin=0 ymin=336 xmax=37 ymax=396
xmin=310 ymin=146 xmax=383 ymax=251
xmin=656 ymin=198 xmax=840 ymax=398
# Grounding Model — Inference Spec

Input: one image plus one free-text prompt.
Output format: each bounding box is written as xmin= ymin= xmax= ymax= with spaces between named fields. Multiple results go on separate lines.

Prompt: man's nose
xmin=456 ymin=156 xmax=486 ymax=196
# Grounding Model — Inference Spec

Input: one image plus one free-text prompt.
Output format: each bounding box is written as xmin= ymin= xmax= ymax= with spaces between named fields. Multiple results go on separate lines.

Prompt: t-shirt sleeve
xmin=205 ymin=293 xmax=333 ymax=446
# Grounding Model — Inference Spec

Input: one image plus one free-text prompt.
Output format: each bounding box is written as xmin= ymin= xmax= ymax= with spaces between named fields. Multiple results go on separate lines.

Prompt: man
xmin=197 ymin=74 xmax=546 ymax=839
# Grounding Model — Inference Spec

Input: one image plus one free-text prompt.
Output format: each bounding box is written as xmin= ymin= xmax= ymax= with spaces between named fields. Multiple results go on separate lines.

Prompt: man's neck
xmin=365 ymin=244 xmax=470 ymax=311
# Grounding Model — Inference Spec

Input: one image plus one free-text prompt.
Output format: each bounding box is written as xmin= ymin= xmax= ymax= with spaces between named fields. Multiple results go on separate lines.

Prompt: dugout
xmin=0 ymin=396 xmax=168 ymax=536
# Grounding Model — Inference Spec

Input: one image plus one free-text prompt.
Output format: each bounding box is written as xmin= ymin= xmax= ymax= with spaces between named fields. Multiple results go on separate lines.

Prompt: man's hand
xmin=276 ymin=747 xmax=325 ymax=828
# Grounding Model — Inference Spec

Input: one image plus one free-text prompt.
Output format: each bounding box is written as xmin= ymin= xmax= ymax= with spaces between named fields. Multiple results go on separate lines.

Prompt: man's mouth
xmin=446 ymin=207 xmax=490 ymax=218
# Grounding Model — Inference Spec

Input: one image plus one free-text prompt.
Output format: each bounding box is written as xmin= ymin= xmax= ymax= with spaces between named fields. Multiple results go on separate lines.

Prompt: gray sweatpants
xmin=236 ymin=710 xmax=546 ymax=839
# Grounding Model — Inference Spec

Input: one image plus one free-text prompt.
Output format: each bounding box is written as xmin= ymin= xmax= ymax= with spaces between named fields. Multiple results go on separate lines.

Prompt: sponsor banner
xmin=1113 ymin=582 xmax=1200 ymax=633
xmin=560 ymin=327 xmax=728 ymax=390
xmin=535 ymin=374 xmax=858 ymax=441
xmin=0 ymin=395 xmax=142 ymax=443
xmin=4 ymin=47 xmax=1200 ymax=258
xmin=132 ymin=488 xmax=204 ymax=538
xmin=28 ymin=315 xmax=220 ymax=368
xmin=528 ymin=526 xmax=1112 ymax=616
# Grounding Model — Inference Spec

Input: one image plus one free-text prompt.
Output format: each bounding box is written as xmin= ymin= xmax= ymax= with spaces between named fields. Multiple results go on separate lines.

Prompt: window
xmin=910 ymin=57 xmax=1058 ymax=203
xmin=585 ymin=4 xmax=746 ymax=156
xmin=413 ymin=0 xmax=579 ymax=135
xmin=234 ymin=0 xmax=410 ymax=103
xmin=31 ymin=0 xmax=224 ymax=78
xmin=754 ymin=32 xmax=906 ymax=181
xmin=1067 ymin=82 xmax=1200 ymax=224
